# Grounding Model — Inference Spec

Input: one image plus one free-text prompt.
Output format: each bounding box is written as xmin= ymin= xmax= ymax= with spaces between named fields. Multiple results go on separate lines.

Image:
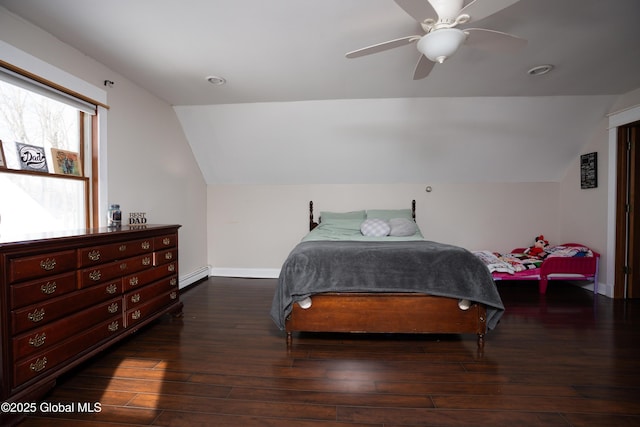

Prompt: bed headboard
xmin=308 ymin=200 xmax=416 ymax=231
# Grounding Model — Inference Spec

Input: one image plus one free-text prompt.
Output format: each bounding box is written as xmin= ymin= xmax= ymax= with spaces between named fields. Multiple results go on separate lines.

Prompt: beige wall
xmin=558 ymin=117 xmax=610 ymax=292
xmin=208 ymin=182 xmax=560 ymax=275
xmin=0 ymin=9 xmax=209 ymax=287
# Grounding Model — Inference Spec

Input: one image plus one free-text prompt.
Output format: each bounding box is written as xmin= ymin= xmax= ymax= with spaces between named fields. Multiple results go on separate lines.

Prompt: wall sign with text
xmin=580 ymin=152 xmax=597 ymax=189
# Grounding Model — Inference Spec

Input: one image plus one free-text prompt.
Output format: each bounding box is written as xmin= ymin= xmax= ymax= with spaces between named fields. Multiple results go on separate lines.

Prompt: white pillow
xmin=388 ymin=218 xmax=418 ymax=237
xmin=360 ymin=218 xmax=390 ymax=237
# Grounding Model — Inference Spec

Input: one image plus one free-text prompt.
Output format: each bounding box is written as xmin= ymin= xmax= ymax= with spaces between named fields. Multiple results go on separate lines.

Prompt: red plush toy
xmin=524 ymin=235 xmax=549 ymax=258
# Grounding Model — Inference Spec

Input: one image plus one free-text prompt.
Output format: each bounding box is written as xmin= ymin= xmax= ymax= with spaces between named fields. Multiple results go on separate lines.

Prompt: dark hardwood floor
xmin=19 ymin=277 xmax=640 ymax=426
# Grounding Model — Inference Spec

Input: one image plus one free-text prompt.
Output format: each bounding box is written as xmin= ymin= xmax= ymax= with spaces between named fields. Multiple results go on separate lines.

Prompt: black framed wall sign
xmin=580 ymin=152 xmax=597 ymax=189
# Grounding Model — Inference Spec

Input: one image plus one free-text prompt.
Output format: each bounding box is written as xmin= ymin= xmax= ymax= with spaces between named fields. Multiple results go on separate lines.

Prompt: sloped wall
xmin=0 ymin=9 xmax=209 ymax=285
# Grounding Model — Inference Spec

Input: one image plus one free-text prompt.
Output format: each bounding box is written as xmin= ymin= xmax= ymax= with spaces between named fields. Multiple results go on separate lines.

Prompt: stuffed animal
xmin=524 ymin=235 xmax=549 ymax=258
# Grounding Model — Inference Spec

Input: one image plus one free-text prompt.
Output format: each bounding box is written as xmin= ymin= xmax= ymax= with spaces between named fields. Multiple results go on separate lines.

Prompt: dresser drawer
xmin=78 ymin=253 xmax=153 ymax=288
xmin=153 ymin=248 xmax=177 ymax=266
xmin=154 ymin=234 xmax=177 ymax=250
xmin=13 ymin=316 xmax=122 ymax=387
xmin=78 ymin=238 xmax=153 ymax=267
xmin=8 ymin=250 xmax=76 ymax=283
xmin=122 ymin=262 xmax=177 ymax=291
xmin=10 ymin=272 xmax=77 ymax=309
xmin=124 ymin=275 xmax=178 ymax=310
xmin=11 ymin=280 xmax=123 ymax=335
xmin=124 ymin=290 xmax=179 ymax=328
xmin=12 ymin=297 xmax=122 ymax=361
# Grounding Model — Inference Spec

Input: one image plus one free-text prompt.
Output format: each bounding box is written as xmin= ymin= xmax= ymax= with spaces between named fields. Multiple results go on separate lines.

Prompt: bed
xmin=270 ymin=201 xmax=505 ymax=349
xmin=473 ymin=244 xmax=600 ymax=294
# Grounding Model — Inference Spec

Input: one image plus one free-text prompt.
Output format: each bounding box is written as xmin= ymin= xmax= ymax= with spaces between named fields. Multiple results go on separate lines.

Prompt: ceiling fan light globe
xmin=417 ymin=28 xmax=466 ymax=63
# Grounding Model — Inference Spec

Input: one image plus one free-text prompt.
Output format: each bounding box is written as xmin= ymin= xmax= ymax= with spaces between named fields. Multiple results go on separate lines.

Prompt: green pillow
xmin=367 ymin=209 xmax=413 ymax=220
xmin=320 ymin=210 xmax=366 ymax=221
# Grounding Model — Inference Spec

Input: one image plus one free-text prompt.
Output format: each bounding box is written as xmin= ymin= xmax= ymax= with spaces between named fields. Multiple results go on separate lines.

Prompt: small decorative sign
xmin=580 ymin=152 xmax=597 ymax=189
xmin=16 ymin=142 xmax=48 ymax=172
xmin=51 ymin=148 xmax=82 ymax=176
xmin=129 ymin=212 xmax=148 ymax=225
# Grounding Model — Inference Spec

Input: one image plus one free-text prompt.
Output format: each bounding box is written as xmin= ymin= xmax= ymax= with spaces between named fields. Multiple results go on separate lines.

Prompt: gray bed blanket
xmin=270 ymin=240 xmax=504 ymax=331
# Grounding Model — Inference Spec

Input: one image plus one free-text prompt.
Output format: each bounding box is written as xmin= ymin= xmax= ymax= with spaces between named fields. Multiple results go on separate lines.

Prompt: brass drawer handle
xmin=108 ymin=302 xmax=119 ymax=314
xmin=40 ymin=258 xmax=56 ymax=271
xmin=89 ymin=270 xmax=102 ymax=281
xmin=106 ymin=283 xmax=118 ymax=294
xmin=165 ymin=252 xmax=173 ymax=260
xmin=29 ymin=333 xmax=46 ymax=348
xmin=142 ymin=257 xmax=151 ymax=266
xmin=28 ymin=308 xmax=45 ymax=323
xmin=119 ymin=244 xmax=127 ymax=252
xmin=142 ymin=241 xmax=150 ymax=250
xmin=168 ymin=264 xmax=175 ymax=272
xmin=170 ymin=278 xmax=177 ymax=286
xmin=88 ymin=250 xmax=101 ymax=261
xmin=40 ymin=281 xmax=57 ymax=295
xmin=108 ymin=321 xmax=119 ymax=332
xmin=131 ymin=294 xmax=141 ymax=303
xmin=170 ymin=291 xmax=177 ymax=300
xmin=119 ymin=262 xmax=127 ymax=270
xmin=162 ymin=237 xmax=171 ymax=246
xmin=30 ymin=357 xmax=48 ymax=372
xmin=129 ymin=277 xmax=139 ymax=287
xmin=131 ymin=310 xmax=141 ymax=320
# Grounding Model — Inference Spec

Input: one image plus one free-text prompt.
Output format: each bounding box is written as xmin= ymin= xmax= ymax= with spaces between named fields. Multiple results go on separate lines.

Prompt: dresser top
xmin=0 ymin=224 xmax=181 ymax=248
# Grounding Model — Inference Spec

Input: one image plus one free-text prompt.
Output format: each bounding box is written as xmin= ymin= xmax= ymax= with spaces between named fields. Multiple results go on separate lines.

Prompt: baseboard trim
xmin=179 ymin=266 xmax=210 ymax=289
xmin=210 ymin=267 xmax=280 ymax=279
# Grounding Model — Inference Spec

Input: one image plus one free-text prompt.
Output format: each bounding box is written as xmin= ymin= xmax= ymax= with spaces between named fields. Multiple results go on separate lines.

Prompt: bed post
xmin=309 ymin=201 xmax=319 ymax=231
xmin=477 ymin=333 xmax=485 ymax=350
xmin=411 ymin=199 xmax=416 ymax=221
xmin=309 ymin=201 xmax=314 ymax=231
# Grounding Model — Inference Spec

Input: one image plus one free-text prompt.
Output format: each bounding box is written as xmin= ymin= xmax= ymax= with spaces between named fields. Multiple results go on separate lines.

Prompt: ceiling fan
xmin=345 ymin=0 xmax=527 ymax=80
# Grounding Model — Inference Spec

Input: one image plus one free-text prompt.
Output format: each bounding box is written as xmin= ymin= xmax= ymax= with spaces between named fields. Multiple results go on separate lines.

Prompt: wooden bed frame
xmin=284 ymin=201 xmax=489 ymax=349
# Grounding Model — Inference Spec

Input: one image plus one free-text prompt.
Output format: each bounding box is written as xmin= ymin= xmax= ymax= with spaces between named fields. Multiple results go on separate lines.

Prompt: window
xmin=0 ymin=65 xmax=98 ymax=236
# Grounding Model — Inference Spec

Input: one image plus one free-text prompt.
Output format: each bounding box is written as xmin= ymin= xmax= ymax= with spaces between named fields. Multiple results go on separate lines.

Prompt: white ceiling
xmin=1 ymin=0 xmax=639 ymax=106
xmin=1 ymin=0 xmax=639 ymax=185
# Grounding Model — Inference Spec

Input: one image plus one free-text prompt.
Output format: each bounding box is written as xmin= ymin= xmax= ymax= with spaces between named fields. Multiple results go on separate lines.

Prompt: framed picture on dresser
xmin=0 ymin=140 xmax=6 ymax=169
xmin=51 ymin=148 xmax=82 ymax=176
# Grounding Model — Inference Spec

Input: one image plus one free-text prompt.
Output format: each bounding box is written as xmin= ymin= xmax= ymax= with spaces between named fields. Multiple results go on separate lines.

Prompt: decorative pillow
xmin=388 ymin=217 xmax=418 ymax=237
xmin=320 ymin=210 xmax=366 ymax=221
xmin=360 ymin=218 xmax=391 ymax=237
xmin=367 ymin=209 xmax=413 ymax=221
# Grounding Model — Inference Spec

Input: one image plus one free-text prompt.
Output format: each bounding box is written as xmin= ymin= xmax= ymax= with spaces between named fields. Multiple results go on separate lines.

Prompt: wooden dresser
xmin=0 ymin=225 xmax=182 ymax=423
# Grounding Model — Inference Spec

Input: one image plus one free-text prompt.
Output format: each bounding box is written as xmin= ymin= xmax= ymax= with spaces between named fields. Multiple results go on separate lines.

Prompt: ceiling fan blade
xmin=413 ymin=55 xmax=436 ymax=80
xmin=463 ymin=28 xmax=527 ymax=52
xmin=345 ymin=36 xmax=420 ymax=58
xmin=459 ymin=0 xmax=521 ymax=23
xmin=394 ymin=0 xmax=437 ymax=22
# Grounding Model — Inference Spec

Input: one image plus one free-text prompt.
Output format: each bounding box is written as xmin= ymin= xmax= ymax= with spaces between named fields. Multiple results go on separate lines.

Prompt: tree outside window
xmin=0 ymin=78 xmax=93 ymax=236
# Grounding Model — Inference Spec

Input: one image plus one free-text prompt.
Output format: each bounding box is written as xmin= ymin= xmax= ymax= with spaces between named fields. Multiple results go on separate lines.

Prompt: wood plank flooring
xmin=19 ymin=277 xmax=640 ymax=426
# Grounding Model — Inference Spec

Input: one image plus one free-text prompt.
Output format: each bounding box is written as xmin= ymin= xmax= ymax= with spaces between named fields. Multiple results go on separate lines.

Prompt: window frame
xmin=0 ymin=58 xmax=108 ymax=229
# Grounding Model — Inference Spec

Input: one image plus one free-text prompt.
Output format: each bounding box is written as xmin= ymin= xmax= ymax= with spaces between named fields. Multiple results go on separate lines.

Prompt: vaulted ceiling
xmin=2 ymin=0 xmax=639 ymax=184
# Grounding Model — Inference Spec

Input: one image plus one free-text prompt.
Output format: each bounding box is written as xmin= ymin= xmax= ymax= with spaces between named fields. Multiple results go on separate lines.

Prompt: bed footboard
xmin=285 ymin=293 xmax=487 ymax=349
